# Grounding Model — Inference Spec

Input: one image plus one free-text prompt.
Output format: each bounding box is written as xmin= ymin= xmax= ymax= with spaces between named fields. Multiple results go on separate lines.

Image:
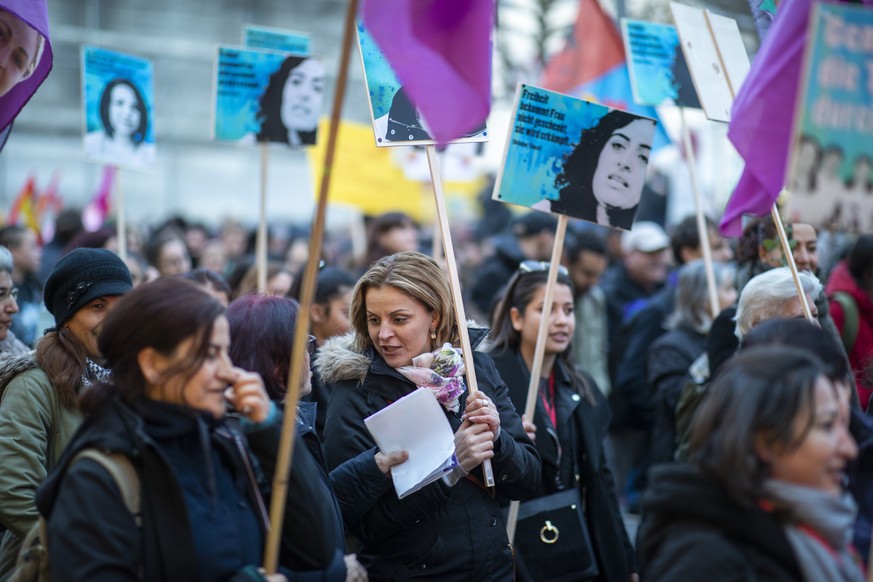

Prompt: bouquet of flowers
xmin=397 ymin=343 xmax=467 ymax=413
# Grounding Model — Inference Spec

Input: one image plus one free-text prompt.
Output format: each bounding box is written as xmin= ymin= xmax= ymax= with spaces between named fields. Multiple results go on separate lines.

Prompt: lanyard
xmin=539 ymin=372 xmax=557 ymax=428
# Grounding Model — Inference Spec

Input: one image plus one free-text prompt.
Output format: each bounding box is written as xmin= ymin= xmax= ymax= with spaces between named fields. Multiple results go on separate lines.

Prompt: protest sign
xmin=356 ymin=22 xmax=488 ymax=147
xmin=785 ymin=2 xmax=873 ymax=234
xmin=213 ymin=46 xmax=324 ymax=147
xmin=82 ymin=46 xmax=155 ymax=171
xmin=622 ymin=19 xmax=700 ymax=109
xmin=670 ymin=2 xmax=748 ymax=123
xmin=243 ymin=24 xmax=310 ymax=54
xmin=492 ymin=84 xmax=656 ymax=231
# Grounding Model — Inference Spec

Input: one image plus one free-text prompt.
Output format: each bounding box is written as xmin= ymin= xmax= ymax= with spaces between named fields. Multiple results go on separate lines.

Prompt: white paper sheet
xmin=364 ymin=388 xmax=457 ymax=499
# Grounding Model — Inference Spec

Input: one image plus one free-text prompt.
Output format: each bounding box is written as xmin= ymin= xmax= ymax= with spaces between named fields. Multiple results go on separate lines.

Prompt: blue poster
xmin=81 ymin=46 xmax=156 ymax=171
xmin=243 ymin=25 xmax=310 ymax=55
xmin=356 ymin=22 xmax=487 ymax=147
xmin=786 ymin=3 xmax=873 ymax=234
xmin=213 ymin=46 xmax=324 ymax=147
xmin=622 ymin=19 xmax=701 ymax=109
xmin=492 ymin=84 xmax=657 ymax=231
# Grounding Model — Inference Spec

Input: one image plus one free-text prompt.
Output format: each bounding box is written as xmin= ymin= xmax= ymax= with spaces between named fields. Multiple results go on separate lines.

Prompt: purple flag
xmin=719 ymin=0 xmax=810 ymax=236
xmin=0 ymin=0 xmax=52 ymax=133
xmin=362 ymin=0 xmax=492 ymax=144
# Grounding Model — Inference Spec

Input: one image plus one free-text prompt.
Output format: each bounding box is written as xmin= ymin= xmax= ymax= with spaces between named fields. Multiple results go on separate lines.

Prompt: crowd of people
xmin=0 ymin=204 xmax=870 ymax=581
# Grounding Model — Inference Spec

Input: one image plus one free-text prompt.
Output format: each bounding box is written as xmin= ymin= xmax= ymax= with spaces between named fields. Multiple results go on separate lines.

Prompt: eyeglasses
xmin=307 ymin=334 xmax=317 ymax=357
xmin=0 ymin=287 xmax=19 ymax=303
xmin=518 ymin=260 xmax=569 ymax=277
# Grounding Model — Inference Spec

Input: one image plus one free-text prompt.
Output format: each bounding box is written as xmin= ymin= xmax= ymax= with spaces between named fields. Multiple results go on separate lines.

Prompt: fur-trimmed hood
xmin=314 ymin=326 xmax=490 ymax=387
xmin=0 ymin=350 xmax=37 ymax=398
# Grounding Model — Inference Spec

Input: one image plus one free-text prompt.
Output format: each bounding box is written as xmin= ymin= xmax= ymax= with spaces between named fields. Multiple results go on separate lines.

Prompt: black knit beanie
xmin=44 ymin=248 xmax=133 ymax=328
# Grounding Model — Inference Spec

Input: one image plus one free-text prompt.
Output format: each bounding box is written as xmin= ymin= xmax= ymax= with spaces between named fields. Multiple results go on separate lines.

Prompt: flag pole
xmin=678 ymin=109 xmax=719 ymax=318
xmin=114 ymin=167 xmax=127 ymax=262
xmin=257 ymin=143 xmax=269 ymax=293
xmin=262 ymin=0 xmax=359 ymax=573
xmin=703 ymin=10 xmax=812 ymax=322
xmin=426 ymin=145 xmax=495 ymax=487
xmin=770 ymin=204 xmax=814 ymax=320
xmin=506 ymin=214 xmax=568 ymax=542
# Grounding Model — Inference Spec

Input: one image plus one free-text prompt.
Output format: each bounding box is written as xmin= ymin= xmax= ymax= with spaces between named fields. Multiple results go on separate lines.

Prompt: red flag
xmin=83 ymin=166 xmax=116 ymax=231
xmin=363 ymin=0 xmax=492 ymax=144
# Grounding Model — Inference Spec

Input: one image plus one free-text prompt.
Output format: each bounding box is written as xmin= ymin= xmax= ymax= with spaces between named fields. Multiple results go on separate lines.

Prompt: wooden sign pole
xmin=257 ymin=143 xmax=269 ymax=293
xmin=426 ymin=145 xmax=495 ymax=487
xmin=262 ymin=0 xmax=359 ymax=573
xmin=113 ymin=167 xmax=127 ymax=263
xmin=506 ymin=214 xmax=568 ymax=542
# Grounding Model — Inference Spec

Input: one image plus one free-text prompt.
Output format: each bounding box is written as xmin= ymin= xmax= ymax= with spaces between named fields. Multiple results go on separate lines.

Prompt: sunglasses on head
xmin=518 ymin=260 xmax=569 ymax=277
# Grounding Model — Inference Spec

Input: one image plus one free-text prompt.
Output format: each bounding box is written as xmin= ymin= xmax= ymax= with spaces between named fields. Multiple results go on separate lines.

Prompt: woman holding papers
xmin=36 ymin=278 xmax=336 ymax=580
xmin=489 ymin=262 xmax=639 ymax=581
xmin=316 ymin=251 xmax=541 ymax=581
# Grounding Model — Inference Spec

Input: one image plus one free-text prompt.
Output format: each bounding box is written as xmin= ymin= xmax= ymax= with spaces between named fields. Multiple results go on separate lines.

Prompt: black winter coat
xmin=638 ymin=464 xmax=802 ymax=581
xmin=489 ymin=349 xmax=637 ymax=581
xmin=316 ymin=331 xmax=542 ymax=581
xmin=646 ymin=325 xmax=706 ymax=464
xmin=36 ymin=397 xmax=338 ymax=581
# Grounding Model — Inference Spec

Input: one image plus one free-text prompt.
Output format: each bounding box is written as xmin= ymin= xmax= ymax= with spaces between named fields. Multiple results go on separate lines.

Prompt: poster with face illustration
xmin=356 ymin=22 xmax=488 ymax=147
xmin=492 ymin=84 xmax=656 ymax=231
xmin=622 ymin=19 xmax=701 ymax=109
xmin=213 ymin=46 xmax=325 ymax=147
xmin=81 ymin=46 xmax=156 ymax=171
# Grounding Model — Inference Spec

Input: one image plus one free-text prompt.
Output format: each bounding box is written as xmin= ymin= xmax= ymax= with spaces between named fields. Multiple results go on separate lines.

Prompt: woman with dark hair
xmin=488 ymin=262 xmax=638 ymax=581
xmin=358 ymin=212 xmax=419 ymax=273
xmin=183 ymin=267 xmax=232 ymax=307
xmin=316 ymin=251 xmax=540 ymax=580
xmin=639 ymin=346 xmax=861 ymax=581
xmin=0 ymin=248 xmax=132 ymax=575
xmin=227 ymin=294 xmax=406 ymax=582
xmin=256 ymin=55 xmax=325 ymax=146
xmin=36 ymin=278 xmax=338 ymax=580
xmin=84 ymin=78 xmax=155 ymax=168
xmin=551 ymin=110 xmax=655 ymax=230
xmin=289 ymin=264 xmax=356 ymax=437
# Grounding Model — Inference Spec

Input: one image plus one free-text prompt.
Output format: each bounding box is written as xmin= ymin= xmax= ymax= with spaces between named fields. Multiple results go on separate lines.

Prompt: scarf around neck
xmin=764 ymin=479 xmax=864 ymax=582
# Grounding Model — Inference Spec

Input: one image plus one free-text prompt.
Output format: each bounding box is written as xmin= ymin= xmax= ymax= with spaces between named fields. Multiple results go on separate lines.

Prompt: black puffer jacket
xmin=490 ymin=349 xmax=637 ymax=581
xmin=638 ymin=464 xmax=802 ymax=581
xmin=37 ymin=397 xmax=338 ymax=581
xmin=316 ymin=330 xmax=541 ymax=581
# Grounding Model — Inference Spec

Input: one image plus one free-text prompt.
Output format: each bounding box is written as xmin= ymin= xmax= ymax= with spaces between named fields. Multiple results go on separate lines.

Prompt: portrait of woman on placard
xmin=550 ymin=110 xmax=655 ymax=231
xmin=256 ymin=55 xmax=324 ymax=147
xmin=84 ymin=78 xmax=155 ymax=169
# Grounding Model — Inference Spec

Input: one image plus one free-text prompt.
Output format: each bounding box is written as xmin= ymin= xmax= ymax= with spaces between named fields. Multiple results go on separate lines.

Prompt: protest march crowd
xmin=0 ymin=205 xmax=868 ymax=582
xmin=3 ymin=0 xmax=873 ymax=580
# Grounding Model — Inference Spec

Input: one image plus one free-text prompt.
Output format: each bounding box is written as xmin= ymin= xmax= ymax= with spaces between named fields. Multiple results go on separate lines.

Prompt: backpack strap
xmin=832 ymin=291 xmax=859 ymax=355
xmin=71 ymin=449 xmax=141 ymax=527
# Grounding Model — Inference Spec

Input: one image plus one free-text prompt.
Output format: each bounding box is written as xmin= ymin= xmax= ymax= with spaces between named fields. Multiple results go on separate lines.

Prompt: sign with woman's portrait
xmin=82 ymin=46 xmax=156 ymax=171
xmin=356 ymin=22 xmax=488 ymax=148
xmin=213 ymin=46 xmax=324 ymax=147
xmin=622 ymin=19 xmax=701 ymax=109
xmin=492 ymin=84 xmax=656 ymax=231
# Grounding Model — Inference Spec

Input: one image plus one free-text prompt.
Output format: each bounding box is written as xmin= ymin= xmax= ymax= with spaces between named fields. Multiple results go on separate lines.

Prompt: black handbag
xmin=514 ymin=487 xmax=599 ymax=582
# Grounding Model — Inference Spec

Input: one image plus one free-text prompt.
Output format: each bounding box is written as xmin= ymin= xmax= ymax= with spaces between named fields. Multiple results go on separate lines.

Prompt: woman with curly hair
xmin=551 ymin=110 xmax=655 ymax=230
